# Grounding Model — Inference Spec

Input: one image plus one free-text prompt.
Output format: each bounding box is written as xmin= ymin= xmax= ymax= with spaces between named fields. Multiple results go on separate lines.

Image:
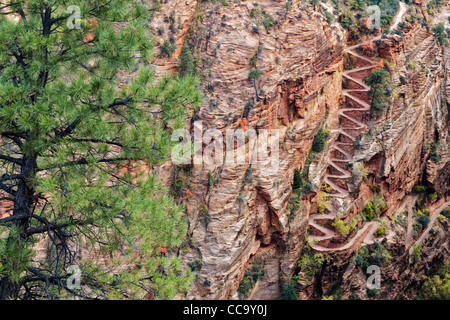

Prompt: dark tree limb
xmin=0 ymin=154 xmax=24 ymax=165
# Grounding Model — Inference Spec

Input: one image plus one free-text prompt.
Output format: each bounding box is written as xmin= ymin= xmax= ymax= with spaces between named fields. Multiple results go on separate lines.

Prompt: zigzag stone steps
xmin=307 ymin=2 xmax=408 ymax=253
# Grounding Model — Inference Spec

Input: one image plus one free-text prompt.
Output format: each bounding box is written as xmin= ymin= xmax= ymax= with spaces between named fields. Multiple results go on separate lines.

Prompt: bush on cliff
xmin=312 ymin=127 xmax=331 ymax=153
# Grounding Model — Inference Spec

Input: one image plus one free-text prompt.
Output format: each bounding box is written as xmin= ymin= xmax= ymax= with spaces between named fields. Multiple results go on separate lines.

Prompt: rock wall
xmin=304 ymin=207 xmax=449 ymax=300
xmin=176 ymin=1 xmax=345 ymax=299
xmin=147 ymin=1 xmax=449 ymax=299
xmin=352 ymin=20 xmax=449 ymax=217
xmin=296 ymin=4 xmax=450 ymax=300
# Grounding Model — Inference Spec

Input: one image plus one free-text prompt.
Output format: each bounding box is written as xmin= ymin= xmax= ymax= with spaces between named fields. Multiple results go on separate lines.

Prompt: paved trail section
xmin=308 ymin=3 xmax=411 ymax=253
xmin=405 ymin=194 xmax=419 ymax=247
xmin=408 ymin=201 xmax=450 ymax=256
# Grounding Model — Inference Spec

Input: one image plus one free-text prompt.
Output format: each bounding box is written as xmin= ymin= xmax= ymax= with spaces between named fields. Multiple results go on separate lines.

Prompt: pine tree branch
xmin=0 ymin=173 xmax=24 ymax=182
xmin=0 ymin=213 xmax=27 ymax=223
xmin=0 ymin=182 xmax=16 ymax=196
xmin=0 ymin=2 xmax=19 ymax=15
xmin=54 ymin=117 xmax=81 ymax=138
xmin=0 ymin=154 xmax=24 ymax=165
xmin=68 ymin=138 xmax=124 ymax=147
xmin=1 ymin=131 xmax=26 ymax=147
xmin=26 ymin=217 xmax=89 ymax=236
xmin=37 ymin=157 xmax=131 ymax=172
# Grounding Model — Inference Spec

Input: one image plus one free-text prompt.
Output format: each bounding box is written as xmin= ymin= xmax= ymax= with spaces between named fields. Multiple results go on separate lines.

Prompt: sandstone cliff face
xmin=148 ymin=1 xmax=449 ymax=299
xmin=296 ymin=5 xmax=450 ymax=300
xmin=328 ymin=20 xmax=450 ymax=226
xmin=176 ymin=1 xmax=345 ymax=299
xmin=303 ymin=209 xmax=449 ymax=300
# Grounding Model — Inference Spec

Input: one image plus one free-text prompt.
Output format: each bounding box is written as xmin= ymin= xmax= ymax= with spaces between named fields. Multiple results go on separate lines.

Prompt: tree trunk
xmin=253 ymin=78 xmax=259 ymax=101
xmin=0 ymin=277 xmax=20 ymax=300
xmin=15 ymin=155 xmax=37 ymax=235
xmin=0 ymin=155 xmax=37 ymax=300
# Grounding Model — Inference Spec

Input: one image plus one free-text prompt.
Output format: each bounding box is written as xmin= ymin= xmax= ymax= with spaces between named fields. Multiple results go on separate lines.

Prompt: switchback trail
xmin=408 ymin=201 xmax=450 ymax=255
xmin=307 ymin=2 xmax=407 ymax=252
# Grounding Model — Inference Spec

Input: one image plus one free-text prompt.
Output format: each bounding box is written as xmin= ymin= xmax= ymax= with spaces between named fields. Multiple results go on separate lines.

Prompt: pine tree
xmin=292 ymin=168 xmax=303 ymax=190
xmin=179 ymin=43 xmax=196 ymax=77
xmin=431 ymin=23 xmax=448 ymax=46
xmin=0 ymin=1 xmax=201 ymax=300
xmin=365 ymin=68 xmax=391 ymax=119
xmin=248 ymin=68 xmax=264 ymax=100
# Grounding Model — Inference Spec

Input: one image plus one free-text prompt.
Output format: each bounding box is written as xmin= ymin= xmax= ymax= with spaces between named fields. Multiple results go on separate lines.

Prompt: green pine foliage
xmin=362 ymin=194 xmax=386 ymax=221
xmin=297 ymin=253 xmax=324 ymax=282
xmin=358 ymin=242 xmax=392 ymax=269
xmin=248 ymin=68 xmax=264 ymax=98
xmin=420 ymin=260 xmax=450 ymax=300
xmin=280 ymin=280 xmax=298 ymax=300
xmin=237 ymin=259 xmax=265 ymax=299
xmin=248 ymin=68 xmax=264 ymax=80
xmin=417 ymin=215 xmax=431 ymax=229
xmin=429 ymin=142 xmax=441 ymax=163
xmin=292 ymin=168 xmax=303 ymax=190
xmin=179 ymin=43 xmax=196 ymax=77
xmin=311 ymin=127 xmax=331 ymax=153
xmin=365 ymin=68 xmax=392 ymax=119
xmin=0 ymin=1 xmax=201 ymax=300
xmin=339 ymin=0 xmax=399 ymax=41
xmin=161 ymin=39 xmax=175 ymax=57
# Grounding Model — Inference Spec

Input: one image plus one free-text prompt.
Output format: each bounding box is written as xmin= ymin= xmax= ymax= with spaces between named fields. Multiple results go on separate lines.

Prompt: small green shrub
xmin=237 ymin=259 xmax=265 ymax=299
xmin=428 ymin=192 xmax=437 ymax=202
xmin=413 ymin=243 xmax=422 ymax=263
xmin=293 ymin=168 xmax=303 ymax=190
xmin=417 ymin=215 xmax=430 ymax=229
xmin=416 ymin=198 xmax=422 ymax=208
xmin=415 ymin=185 xmax=427 ymax=193
xmin=441 ymin=208 xmax=450 ymax=218
xmin=367 ymin=288 xmax=378 ymax=298
xmin=262 ymin=14 xmax=275 ymax=31
xmin=188 ymin=259 xmax=203 ymax=271
xmin=317 ymin=191 xmax=331 ymax=214
xmin=311 ymin=127 xmax=331 ymax=153
xmin=280 ymin=280 xmax=298 ymax=300
xmin=420 ymin=261 xmax=450 ymax=300
xmin=352 ymin=162 xmax=370 ymax=185
xmin=355 ymin=255 xmax=363 ymax=266
xmin=429 ymin=143 xmax=441 ymax=163
xmin=364 ymin=201 xmax=375 ymax=221
xmin=207 ymin=171 xmax=214 ymax=192
xmin=287 ymin=194 xmax=301 ymax=222
xmin=250 ymin=7 xmax=260 ymax=18
xmin=376 ymin=226 xmax=386 ymax=237
xmin=298 ymin=253 xmax=324 ymax=283
xmin=244 ymin=167 xmax=253 ymax=183
xmin=332 ymin=217 xmax=358 ymax=237
xmin=353 ymin=136 xmax=361 ymax=149
xmin=160 ymin=39 xmax=175 ymax=58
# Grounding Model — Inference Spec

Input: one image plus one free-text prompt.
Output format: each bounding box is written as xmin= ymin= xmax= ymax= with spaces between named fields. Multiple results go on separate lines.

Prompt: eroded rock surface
xmin=147 ymin=0 xmax=449 ymax=299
